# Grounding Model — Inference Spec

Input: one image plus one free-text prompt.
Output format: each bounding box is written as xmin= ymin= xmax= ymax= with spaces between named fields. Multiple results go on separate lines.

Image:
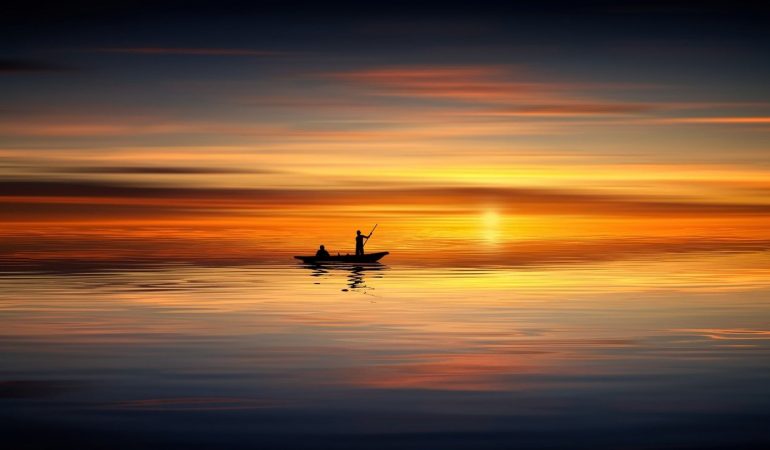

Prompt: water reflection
xmin=301 ymin=262 xmax=388 ymax=293
xmin=1 ymin=254 xmax=769 ymax=449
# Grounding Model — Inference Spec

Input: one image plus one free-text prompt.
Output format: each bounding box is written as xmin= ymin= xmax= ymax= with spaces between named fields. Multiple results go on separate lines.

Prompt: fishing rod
xmin=363 ymin=223 xmax=378 ymax=248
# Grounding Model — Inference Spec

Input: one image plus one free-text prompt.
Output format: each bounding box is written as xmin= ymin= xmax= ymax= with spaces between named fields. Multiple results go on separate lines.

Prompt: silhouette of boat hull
xmin=294 ymin=251 xmax=389 ymax=264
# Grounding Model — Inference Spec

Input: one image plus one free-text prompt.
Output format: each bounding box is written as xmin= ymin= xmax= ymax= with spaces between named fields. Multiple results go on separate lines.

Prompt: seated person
xmin=315 ymin=245 xmax=330 ymax=259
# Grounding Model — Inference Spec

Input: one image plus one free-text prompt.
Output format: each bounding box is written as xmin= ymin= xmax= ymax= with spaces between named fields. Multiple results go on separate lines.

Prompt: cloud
xmin=326 ymin=65 xmax=561 ymax=104
xmin=661 ymin=117 xmax=770 ymax=125
xmin=0 ymin=117 xmax=286 ymax=137
xmin=111 ymin=397 xmax=280 ymax=411
xmin=0 ymin=59 xmax=70 ymax=73
xmin=324 ymin=65 xmax=660 ymax=119
xmin=92 ymin=47 xmax=281 ymax=56
xmin=57 ymin=166 xmax=265 ymax=175
xmin=460 ymin=103 xmax=656 ymax=117
xmin=0 ymin=114 xmax=558 ymax=141
xmin=2 ymin=181 xmax=769 ymax=219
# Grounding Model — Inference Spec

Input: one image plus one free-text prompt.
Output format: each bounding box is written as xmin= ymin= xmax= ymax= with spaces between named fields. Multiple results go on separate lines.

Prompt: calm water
xmin=2 ymin=253 xmax=770 ymax=449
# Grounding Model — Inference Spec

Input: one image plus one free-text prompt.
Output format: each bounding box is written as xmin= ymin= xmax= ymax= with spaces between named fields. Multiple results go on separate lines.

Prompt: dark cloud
xmin=91 ymin=47 xmax=281 ymax=56
xmin=57 ymin=166 xmax=266 ymax=175
xmin=2 ymin=180 xmax=770 ymax=218
xmin=0 ymin=59 xmax=70 ymax=73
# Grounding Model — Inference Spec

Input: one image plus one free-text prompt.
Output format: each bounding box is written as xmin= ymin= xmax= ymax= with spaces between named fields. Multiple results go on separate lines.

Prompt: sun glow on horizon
xmin=480 ymin=209 xmax=501 ymax=245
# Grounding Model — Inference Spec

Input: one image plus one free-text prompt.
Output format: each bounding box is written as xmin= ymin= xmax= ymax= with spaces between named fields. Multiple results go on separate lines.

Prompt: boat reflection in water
xmin=301 ymin=262 xmax=388 ymax=293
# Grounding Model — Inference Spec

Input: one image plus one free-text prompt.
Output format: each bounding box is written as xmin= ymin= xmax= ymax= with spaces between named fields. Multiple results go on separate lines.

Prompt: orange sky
xmin=3 ymin=17 xmax=770 ymax=268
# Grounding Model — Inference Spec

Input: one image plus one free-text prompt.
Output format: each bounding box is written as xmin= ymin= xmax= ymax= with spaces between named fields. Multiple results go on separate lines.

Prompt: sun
xmin=480 ymin=209 xmax=501 ymax=245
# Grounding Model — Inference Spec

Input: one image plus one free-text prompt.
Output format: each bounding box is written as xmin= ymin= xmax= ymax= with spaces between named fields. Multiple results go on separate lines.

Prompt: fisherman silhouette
xmin=315 ymin=245 xmax=330 ymax=259
xmin=355 ymin=230 xmax=371 ymax=256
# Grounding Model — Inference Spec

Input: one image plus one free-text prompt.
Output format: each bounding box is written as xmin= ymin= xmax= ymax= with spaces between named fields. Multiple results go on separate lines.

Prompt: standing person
xmin=355 ymin=230 xmax=371 ymax=256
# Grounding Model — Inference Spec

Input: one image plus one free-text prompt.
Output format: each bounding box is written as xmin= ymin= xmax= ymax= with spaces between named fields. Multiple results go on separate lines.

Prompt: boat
xmin=294 ymin=251 xmax=389 ymax=264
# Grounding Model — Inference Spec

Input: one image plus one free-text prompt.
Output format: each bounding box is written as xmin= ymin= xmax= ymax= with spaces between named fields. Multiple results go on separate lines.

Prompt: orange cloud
xmin=463 ymin=103 xmax=656 ymax=117
xmin=663 ymin=117 xmax=770 ymax=124
xmin=323 ymin=65 xmax=665 ymax=118
xmin=326 ymin=65 xmax=568 ymax=104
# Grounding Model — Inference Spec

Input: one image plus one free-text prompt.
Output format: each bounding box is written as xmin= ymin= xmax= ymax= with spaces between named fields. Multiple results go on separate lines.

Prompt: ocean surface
xmin=2 ymin=251 xmax=770 ymax=449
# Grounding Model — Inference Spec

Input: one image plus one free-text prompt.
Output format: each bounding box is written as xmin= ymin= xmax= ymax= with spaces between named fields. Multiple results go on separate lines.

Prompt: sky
xmin=2 ymin=0 xmax=770 ymax=266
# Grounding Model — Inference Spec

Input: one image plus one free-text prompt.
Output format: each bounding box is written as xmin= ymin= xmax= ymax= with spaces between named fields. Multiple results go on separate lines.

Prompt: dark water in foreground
xmin=1 ymin=253 xmax=769 ymax=449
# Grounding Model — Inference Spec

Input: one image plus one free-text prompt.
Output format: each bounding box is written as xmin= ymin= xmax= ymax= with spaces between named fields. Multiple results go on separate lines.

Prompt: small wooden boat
xmin=294 ymin=251 xmax=389 ymax=264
